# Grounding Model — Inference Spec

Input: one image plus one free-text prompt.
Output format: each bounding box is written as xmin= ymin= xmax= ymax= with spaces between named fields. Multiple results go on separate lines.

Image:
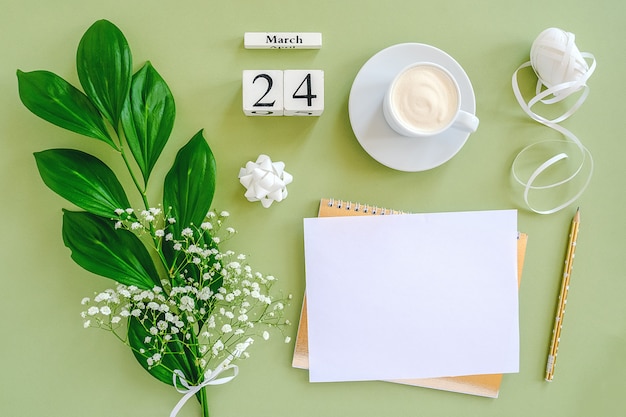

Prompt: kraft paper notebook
xmin=292 ymin=198 xmax=528 ymax=398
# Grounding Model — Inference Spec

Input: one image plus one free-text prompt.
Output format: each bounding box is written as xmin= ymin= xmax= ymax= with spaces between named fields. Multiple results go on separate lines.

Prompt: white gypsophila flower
xmin=99 ymin=306 xmax=112 ymax=316
xmin=285 ymin=336 xmax=291 ymax=343
xmin=131 ymin=222 xmax=142 ymax=230
xmin=87 ymin=306 xmax=99 ymax=316
xmin=81 ymin=297 xmax=90 ymax=305
xmin=220 ymin=211 xmax=229 ymax=217
xmin=181 ymin=228 xmax=193 ymax=237
xmin=221 ymin=324 xmax=233 ymax=333
xmin=111 ymin=316 xmax=121 ymax=324
xmin=200 ymin=222 xmax=212 ymax=230
xmin=83 ymin=320 xmax=91 ymax=328
xmin=212 ymin=340 xmax=224 ymax=355
xmin=155 ymin=229 xmax=165 ymax=237
xmin=262 ymin=331 xmax=270 ymax=340
xmin=198 ymin=287 xmax=212 ymax=300
xmin=226 ymin=227 xmax=235 ymax=234
xmin=94 ymin=292 xmax=111 ymax=302
xmin=114 ymin=208 xmax=125 ymax=215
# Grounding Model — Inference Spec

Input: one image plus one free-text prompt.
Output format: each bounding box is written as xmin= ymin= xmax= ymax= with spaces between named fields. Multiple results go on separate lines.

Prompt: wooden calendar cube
xmin=242 ymin=70 xmax=284 ymax=116
xmin=283 ymin=70 xmax=324 ymax=116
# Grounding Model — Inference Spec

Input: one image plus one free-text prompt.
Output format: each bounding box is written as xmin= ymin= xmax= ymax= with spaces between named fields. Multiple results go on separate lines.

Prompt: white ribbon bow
xmin=238 ymin=154 xmax=293 ymax=208
xmin=511 ymin=27 xmax=596 ymax=214
xmin=169 ymin=338 xmax=253 ymax=417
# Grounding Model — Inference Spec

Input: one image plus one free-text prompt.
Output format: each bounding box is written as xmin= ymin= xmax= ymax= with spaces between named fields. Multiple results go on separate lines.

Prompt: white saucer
xmin=348 ymin=43 xmax=477 ymax=172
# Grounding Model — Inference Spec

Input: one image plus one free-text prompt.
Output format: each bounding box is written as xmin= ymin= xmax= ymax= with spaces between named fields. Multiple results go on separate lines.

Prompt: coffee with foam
xmin=390 ymin=64 xmax=459 ymax=133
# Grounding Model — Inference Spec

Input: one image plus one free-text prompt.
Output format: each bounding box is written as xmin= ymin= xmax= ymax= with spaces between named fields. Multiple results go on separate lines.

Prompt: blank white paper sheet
xmin=303 ymin=209 xmax=519 ymax=383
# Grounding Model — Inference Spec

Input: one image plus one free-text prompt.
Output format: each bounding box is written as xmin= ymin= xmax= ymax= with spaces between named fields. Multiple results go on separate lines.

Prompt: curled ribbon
xmin=511 ymin=27 xmax=596 ymax=214
xmin=169 ymin=338 xmax=253 ymax=417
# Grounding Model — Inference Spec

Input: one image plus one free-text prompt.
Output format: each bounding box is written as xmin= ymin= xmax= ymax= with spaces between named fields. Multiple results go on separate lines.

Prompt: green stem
xmin=199 ymin=386 xmax=210 ymax=417
xmin=118 ymin=143 xmax=150 ymax=209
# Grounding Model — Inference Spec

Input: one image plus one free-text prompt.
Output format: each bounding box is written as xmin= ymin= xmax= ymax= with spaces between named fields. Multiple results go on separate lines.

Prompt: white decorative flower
xmin=238 ymin=154 xmax=293 ymax=208
xmin=180 ymin=295 xmax=195 ymax=312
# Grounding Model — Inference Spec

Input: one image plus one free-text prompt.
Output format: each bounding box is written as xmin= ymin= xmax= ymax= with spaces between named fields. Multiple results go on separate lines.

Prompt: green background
xmin=1 ymin=1 xmax=624 ymax=416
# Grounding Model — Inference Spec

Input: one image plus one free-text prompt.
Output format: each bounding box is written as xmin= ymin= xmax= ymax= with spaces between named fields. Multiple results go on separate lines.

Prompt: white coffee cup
xmin=383 ymin=62 xmax=479 ymax=137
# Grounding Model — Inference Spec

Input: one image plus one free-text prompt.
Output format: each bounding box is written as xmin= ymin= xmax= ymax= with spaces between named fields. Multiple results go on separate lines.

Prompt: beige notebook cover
xmin=292 ymin=198 xmax=528 ymax=398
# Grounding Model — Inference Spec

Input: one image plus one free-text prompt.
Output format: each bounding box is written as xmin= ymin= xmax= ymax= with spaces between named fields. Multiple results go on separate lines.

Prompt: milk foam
xmin=391 ymin=65 xmax=458 ymax=133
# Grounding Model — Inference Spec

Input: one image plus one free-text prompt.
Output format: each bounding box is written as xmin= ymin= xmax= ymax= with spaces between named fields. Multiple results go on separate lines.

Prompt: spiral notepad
xmin=293 ymin=198 xmax=527 ymax=398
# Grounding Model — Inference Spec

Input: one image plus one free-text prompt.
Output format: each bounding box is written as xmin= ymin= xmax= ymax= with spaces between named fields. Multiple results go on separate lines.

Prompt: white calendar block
xmin=242 ymin=70 xmax=284 ymax=116
xmin=283 ymin=70 xmax=324 ymax=116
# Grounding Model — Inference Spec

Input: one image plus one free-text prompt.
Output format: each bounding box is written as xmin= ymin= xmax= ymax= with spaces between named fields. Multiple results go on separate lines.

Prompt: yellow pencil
xmin=545 ymin=208 xmax=580 ymax=381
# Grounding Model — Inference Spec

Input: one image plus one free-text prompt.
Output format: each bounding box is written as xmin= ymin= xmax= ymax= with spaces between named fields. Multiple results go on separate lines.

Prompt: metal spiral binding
xmin=327 ymin=198 xmax=405 ymax=215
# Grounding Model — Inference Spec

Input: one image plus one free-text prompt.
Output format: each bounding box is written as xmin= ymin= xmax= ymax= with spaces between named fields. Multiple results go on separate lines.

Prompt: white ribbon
xmin=169 ymin=338 xmax=253 ymax=417
xmin=511 ymin=28 xmax=596 ymax=214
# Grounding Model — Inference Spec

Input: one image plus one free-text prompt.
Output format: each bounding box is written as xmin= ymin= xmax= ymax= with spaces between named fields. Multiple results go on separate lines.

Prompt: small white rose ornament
xmin=238 ymin=154 xmax=293 ymax=208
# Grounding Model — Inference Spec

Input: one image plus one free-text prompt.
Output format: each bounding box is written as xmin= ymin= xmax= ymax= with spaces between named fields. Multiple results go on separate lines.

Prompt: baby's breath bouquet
xmin=17 ymin=20 xmax=289 ymax=417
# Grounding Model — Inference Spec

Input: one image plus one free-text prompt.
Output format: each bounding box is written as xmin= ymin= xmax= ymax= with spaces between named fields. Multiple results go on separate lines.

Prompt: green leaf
xmin=62 ymin=210 xmax=160 ymax=289
xmin=34 ymin=149 xmax=131 ymax=218
xmin=163 ymin=130 xmax=216 ymax=238
xmin=16 ymin=70 xmax=115 ymax=147
xmin=121 ymin=62 xmax=175 ymax=184
xmin=127 ymin=315 xmax=197 ymax=387
xmin=77 ymin=19 xmax=132 ymax=131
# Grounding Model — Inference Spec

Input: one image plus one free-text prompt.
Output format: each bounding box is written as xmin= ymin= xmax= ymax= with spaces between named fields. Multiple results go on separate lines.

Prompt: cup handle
xmin=453 ymin=110 xmax=479 ymax=132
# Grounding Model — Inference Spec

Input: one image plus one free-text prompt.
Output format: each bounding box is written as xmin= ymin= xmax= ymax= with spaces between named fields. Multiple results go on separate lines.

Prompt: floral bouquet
xmin=17 ymin=19 xmax=289 ymax=417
